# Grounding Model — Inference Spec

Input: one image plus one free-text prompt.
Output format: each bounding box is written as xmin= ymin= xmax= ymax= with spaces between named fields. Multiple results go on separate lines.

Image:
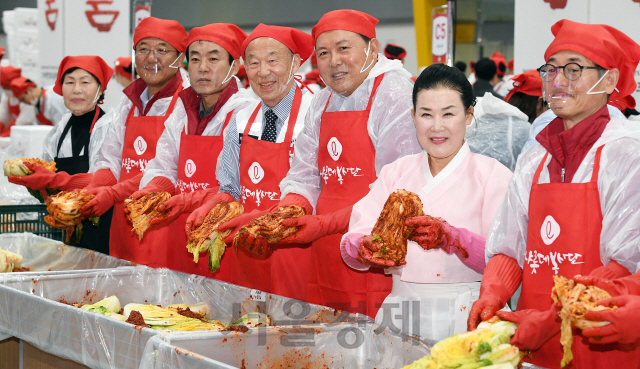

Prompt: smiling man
xmin=130 ymin=23 xmax=256 ymax=275
xmin=79 ymin=17 xmax=189 ymax=266
xmin=468 ymin=20 xmax=640 ymax=368
xmin=185 ymin=24 xmax=314 ymax=297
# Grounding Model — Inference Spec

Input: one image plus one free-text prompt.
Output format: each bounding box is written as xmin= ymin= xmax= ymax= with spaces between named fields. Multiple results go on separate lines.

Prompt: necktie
xmin=261 ymin=109 xmax=278 ymax=142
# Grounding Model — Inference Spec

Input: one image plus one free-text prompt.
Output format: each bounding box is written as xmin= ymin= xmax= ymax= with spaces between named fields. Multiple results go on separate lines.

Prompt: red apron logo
xmin=249 ymin=162 xmax=265 ymax=184
xmin=540 ymin=215 xmax=560 ymax=245
xmin=45 ymin=0 xmax=59 ymax=31
xmin=327 ymin=137 xmax=342 ymax=161
xmin=134 ymin=136 xmax=147 ymax=155
xmin=85 ymin=0 xmax=120 ymax=32
xmin=185 ymin=159 xmax=196 ymax=178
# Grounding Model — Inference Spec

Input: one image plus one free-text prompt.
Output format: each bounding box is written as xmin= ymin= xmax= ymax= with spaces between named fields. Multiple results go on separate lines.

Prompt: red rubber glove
xmin=220 ymin=193 xmax=312 ymax=248
xmin=279 ymin=203 xmax=348 ymax=245
xmin=151 ymin=186 xmax=221 ymax=226
xmin=467 ymin=254 xmax=523 ymax=330
xmin=495 ymin=305 xmax=561 ymax=350
xmin=8 ymin=162 xmax=93 ymax=191
xmin=81 ymin=174 xmax=143 ymax=218
xmin=588 ymin=260 xmax=632 ymax=280
xmin=356 ymin=234 xmax=406 ymax=267
xmin=583 ymin=295 xmax=640 ymax=345
xmin=184 ymin=191 xmax=236 ymax=239
xmin=84 ymin=169 xmax=118 ymax=190
xmin=573 ymin=273 xmax=640 ymax=297
xmin=219 ymin=208 xmax=271 ymax=245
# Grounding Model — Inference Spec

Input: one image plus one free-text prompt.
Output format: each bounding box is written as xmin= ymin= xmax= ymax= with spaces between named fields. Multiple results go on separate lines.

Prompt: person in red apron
xmin=0 ymin=65 xmax=25 ymax=134
xmin=8 ymin=56 xmax=114 ymax=253
xmin=182 ymin=24 xmax=314 ymax=297
xmin=10 ymin=77 xmax=67 ymax=126
xmin=467 ymin=20 xmax=640 ymax=368
xmin=79 ymin=17 xmax=189 ymax=267
xmin=130 ymin=23 xmax=255 ymax=276
xmin=114 ymin=57 xmax=134 ymax=88
xmin=225 ymin=10 xmax=422 ymax=315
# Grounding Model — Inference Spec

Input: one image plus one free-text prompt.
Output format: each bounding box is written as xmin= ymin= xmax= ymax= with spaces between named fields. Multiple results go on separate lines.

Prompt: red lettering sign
xmin=45 ymin=0 xmax=58 ymax=31
xmin=543 ymin=0 xmax=567 ymax=9
xmin=85 ymin=0 xmax=119 ymax=32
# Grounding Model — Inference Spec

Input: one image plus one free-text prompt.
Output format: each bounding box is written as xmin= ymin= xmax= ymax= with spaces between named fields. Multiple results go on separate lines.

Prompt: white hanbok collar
xmin=422 ymin=141 xmax=470 ymax=195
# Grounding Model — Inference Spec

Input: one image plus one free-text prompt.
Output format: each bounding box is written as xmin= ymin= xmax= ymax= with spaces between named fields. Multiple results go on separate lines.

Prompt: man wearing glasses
xmin=468 ymin=19 xmax=640 ymax=368
xmin=80 ymin=17 xmax=190 ymax=267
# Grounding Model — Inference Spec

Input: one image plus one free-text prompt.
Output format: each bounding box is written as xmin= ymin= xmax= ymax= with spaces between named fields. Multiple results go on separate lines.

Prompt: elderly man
xmin=79 ymin=17 xmax=189 ymax=266
xmin=130 ymin=23 xmax=256 ymax=275
xmin=186 ymin=24 xmax=314 ymax=296
xmin=468 ymin=20 xmax=640 ymax=368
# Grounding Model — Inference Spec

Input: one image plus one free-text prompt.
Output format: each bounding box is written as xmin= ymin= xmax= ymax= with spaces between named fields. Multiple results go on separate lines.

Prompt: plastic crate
xmin=0 ymin=204 xmax=64 ymax=241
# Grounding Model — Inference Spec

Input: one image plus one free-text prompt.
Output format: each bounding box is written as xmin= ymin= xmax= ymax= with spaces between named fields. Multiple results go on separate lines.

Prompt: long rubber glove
xmin=588 ymin=260 xmax=632 ymax=280
xmin=184 ymin=191 xmax=236 ymax=239
xmin=279 ymin=205 xmax=349 ymax=244
xmin=467 ymin=254 xmax=523 ymax=330
xmin=84 ymin=169 xmax=118 ymax=190
xmin=151 ymin=185 xmax=222 ymax=226
xmin=219 ymin=193 xmax=312 ymax=248
xmin=582 ymin=295 xmax=640 ymax=344
xmin=406 ymin=215 xmax=487 ymax=274
xmin=80 ymin=173 xmax=144 ymax=218
xmin=495 ymin=305 xmax=561 ymax=350
xmin=8 ymin=162 xmax=92 ymax=191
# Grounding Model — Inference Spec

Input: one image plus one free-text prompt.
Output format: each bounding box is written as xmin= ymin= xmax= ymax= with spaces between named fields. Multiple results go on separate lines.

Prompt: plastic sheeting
xmin=466 ymin=93 xmax=531 ymax=171
xmin=279 ymin=54 xmax=422 ymax=211
xmin=93 ymin=71 xmax=191 ymax=180
xmin=486 ymin=116 xmax=640 ymax=274
xmin=0 ymin=265 xmax=365 ymax=369
xmin=0 ymin=147 xmax=40 ymax=205
xmin=41 ymin=110 xmax=113 ymax=173
xmin=140 ymin=322 xmax=431 ymax=369
xmin=140 ymin=80 xmax=256 ymax=189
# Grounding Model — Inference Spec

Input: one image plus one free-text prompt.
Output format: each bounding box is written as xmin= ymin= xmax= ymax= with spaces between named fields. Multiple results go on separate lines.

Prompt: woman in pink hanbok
xmin=341 ymin=63 xmax=513 ymax=341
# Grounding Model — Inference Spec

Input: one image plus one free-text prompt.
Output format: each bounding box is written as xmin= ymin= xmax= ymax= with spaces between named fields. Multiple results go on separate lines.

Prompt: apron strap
xmin=89 ymin=106 xmax=101 ymax=133
xmin=243 ymin=87 xmax=303 ymax=145
xmin=532 ymin=152 xmax=550 ymax=185
xmin=322 ymin=74 xmax=385 ymax=114
xmin=365 ymin=74 xmax=385 ymax=111
xmin=125 ymin=84 xmax=184 ymax=125
xmin=590 ymin=144 xmax=605 ymax=183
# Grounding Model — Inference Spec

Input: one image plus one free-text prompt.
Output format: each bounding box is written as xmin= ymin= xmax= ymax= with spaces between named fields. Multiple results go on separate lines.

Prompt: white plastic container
xmin=10 ymin=125 xmax=53 ymax=158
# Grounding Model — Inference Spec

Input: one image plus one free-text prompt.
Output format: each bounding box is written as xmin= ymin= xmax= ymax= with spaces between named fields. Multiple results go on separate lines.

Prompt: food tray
xmin=0 ymin=205 xmax=64 ymax=241
xmin=0 ymin=266 xmax=367 ymax=369
xmin=139 ymin=322 xmax=430 ymax=369
xmin=0 ymin=232 xmax=132 ymax=273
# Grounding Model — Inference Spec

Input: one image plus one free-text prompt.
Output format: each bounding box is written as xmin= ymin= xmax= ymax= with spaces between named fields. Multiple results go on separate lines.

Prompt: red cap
xmin=133 ymin=17 xmax=187 ymax=53
xmin=114 ymin=57 xmax=133 ymax=80
xmin=545 ymin=19 xmax=640 ymax=102
xmin=469 ymin=61 xmax=476 ymax=72
xmin=53 ymin=55 xmax=114 ymax=95
xmin=0 ymin=66 xmax=21 ymax=89
xmin=504 ymin=69 xmax=542 ymax=102
xmin=0 ymin=47 xmax=4 ymax=59
xmin=508 ymin=58 xmax=514 ymax=71
xmin=312 ymin=9 xmax=378 ymax=44
xmin=490 ymin=51 xmax=507 ymax=77
xmin=384 ymin=43 xmax=406 ymax=61
xmin=187 ymin=23 xmax=248 ymax=60
xmin=10 ymin=76 xmax=36 ymax=98
xmin=609 ymin=94 xmax=636 ymax=111
xmin=242 ymin=24 xmax=314 ymax=63
xmin=305 ymin=69 xmax=325 ymax=87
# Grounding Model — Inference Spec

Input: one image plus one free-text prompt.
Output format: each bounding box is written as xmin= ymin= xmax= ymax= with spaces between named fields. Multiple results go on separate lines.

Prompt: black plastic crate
xmin=0 ymin=205 xmax=64 ymax=241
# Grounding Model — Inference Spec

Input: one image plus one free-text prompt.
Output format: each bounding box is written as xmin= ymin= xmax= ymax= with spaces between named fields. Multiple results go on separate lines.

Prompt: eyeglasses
xmin=537 ymin=63 xmax=604 ymax=82
xmin=135 ymin=47 xmax=178 ymax=58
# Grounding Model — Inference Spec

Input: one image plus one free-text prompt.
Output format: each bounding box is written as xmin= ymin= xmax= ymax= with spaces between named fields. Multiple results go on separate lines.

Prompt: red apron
xmin=230 ymin=87 xmax=303 ymax=296
xmin=109 ymin=86 xmax=183 ymax=267
xmin=169 ymin=111 xmax=236 ymax=278
xmin=35 ymin=89 xmax=54 ymax=126
xmin=520 ymin=145 xmax=640 ymax=369
xmin=306 ymin=74 xmax=391 ymax=317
